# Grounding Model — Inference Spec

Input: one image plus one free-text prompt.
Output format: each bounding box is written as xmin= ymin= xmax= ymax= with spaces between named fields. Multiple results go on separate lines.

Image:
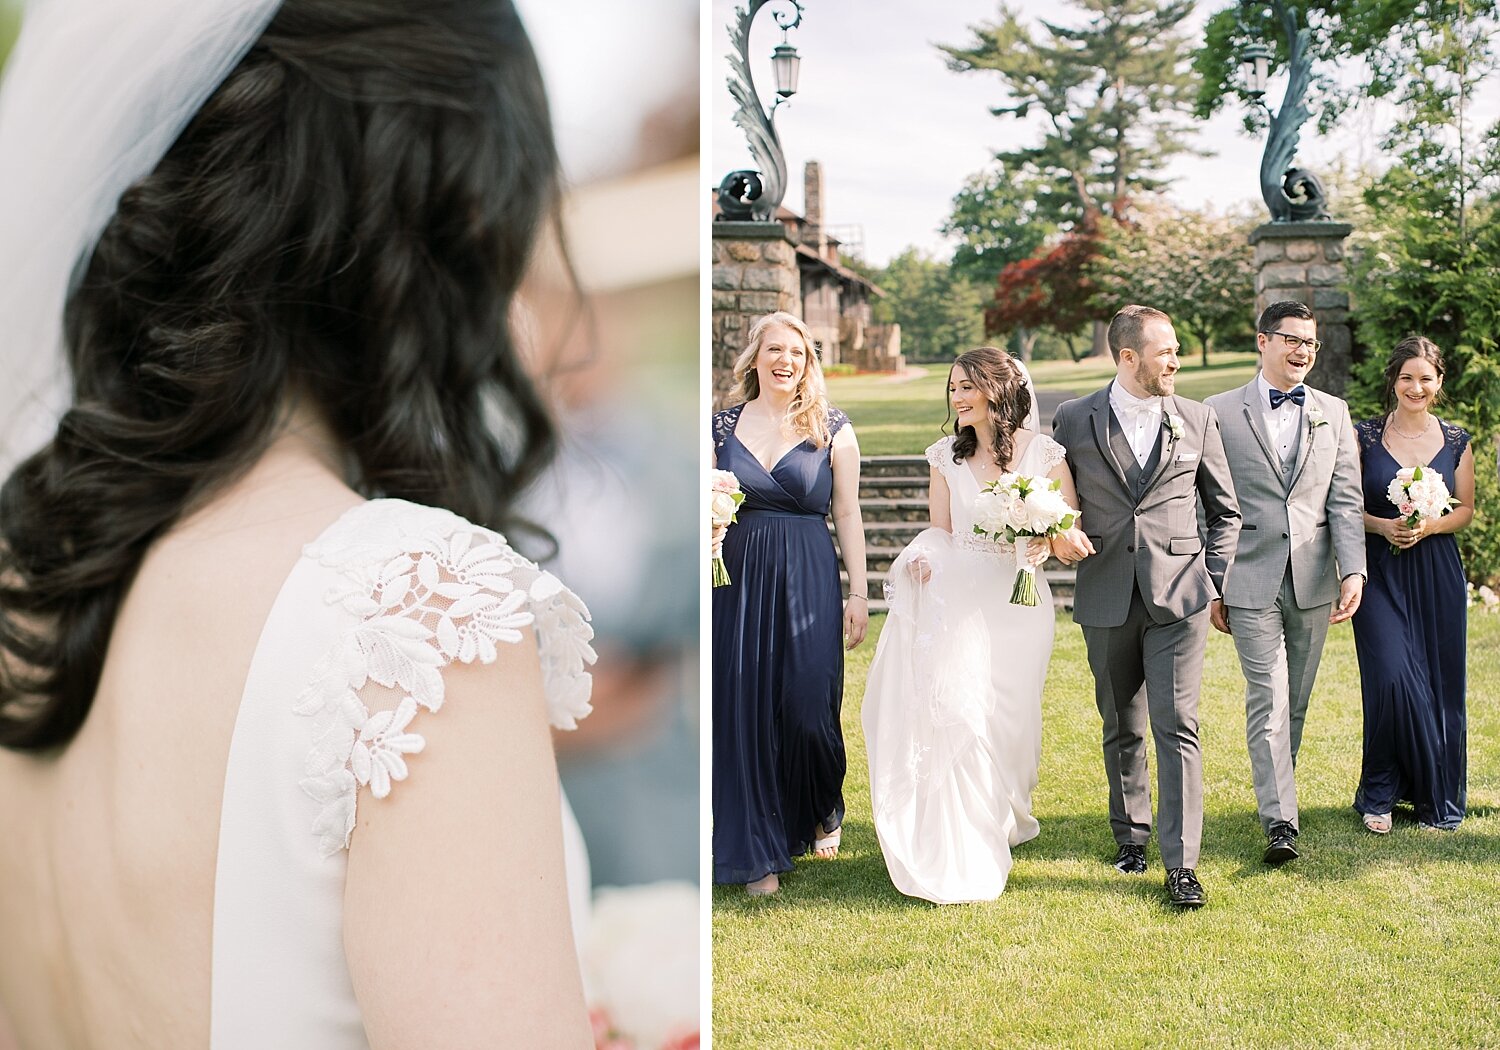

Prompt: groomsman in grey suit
xmin=1052 ymin=305 xmax=1240 ymax=908
xmin=1204 ymin=300 xmax=1365 ymax=866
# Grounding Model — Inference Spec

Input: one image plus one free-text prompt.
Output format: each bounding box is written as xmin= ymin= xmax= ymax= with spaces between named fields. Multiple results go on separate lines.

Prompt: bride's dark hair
xmin=948 ymin=346 xmax=1033 ymax=468
xmin=0 ymin=0 xmax=561 ymax=750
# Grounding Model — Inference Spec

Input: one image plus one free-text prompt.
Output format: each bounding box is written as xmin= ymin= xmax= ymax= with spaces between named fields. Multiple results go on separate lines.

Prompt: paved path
xmin=1034 ymin=389 xmax=1079 ymax=428
xmin=880 ymin=365 xmax=928 ymax=383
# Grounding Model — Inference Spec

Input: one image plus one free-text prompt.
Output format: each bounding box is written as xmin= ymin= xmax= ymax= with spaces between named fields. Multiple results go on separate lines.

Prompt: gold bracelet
xmin=847 ymin=594 xmax=868 ymax=602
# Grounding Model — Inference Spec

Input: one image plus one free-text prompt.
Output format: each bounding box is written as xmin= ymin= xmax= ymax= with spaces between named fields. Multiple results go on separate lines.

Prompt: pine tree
xmin=942 ymin=0 xmax=1202 ymax=355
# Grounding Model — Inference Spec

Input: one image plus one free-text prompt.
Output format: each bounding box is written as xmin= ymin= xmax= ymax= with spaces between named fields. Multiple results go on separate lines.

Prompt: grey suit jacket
xmin=1053 ymin=385 xmax=1241 ymax=629
xmin=1205 ymin=379 xmax=1366 ymax=610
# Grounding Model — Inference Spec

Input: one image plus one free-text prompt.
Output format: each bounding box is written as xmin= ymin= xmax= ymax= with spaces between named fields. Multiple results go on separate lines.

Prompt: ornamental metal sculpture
xmin=1239 ymin=0 xmax=1330 ymax=223
xmin=717 ymin=0 xmax=804 ymax=222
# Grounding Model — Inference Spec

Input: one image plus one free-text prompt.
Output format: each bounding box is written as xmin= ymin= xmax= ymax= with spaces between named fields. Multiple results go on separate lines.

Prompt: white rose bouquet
xmin=584 ymin=881 xmax=699 ymax=1050
xmin=1385 ymin=465 xmax=1457 ymax=555
xmin=972 ymin=473 xmax=1079 ymax=606
xmin=709 ymin=470 xmax=744 ymax=587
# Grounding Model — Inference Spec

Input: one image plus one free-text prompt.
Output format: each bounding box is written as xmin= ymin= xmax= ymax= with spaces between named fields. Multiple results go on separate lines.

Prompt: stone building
xmin=711 ymin=161 xmax=901 ymax=403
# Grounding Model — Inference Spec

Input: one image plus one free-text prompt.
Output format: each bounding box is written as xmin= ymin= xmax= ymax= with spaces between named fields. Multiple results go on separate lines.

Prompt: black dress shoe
xmin=1113 ymin=843 xmax=1147 ymax=874
xmin=1165 ymin=867 xmax=1206 ymax=907
xmin=1264 ymin=821 xmax=1299 ymax=865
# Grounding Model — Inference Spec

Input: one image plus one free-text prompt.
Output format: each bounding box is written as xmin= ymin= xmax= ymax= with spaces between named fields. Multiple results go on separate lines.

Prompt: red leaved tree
xmin=985 ymin=220 xmax=1108 ymax=362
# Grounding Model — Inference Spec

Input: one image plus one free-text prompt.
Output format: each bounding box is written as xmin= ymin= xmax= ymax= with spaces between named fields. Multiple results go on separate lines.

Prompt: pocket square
xmin=1174 ymin=451 xmax=1198 ymax=462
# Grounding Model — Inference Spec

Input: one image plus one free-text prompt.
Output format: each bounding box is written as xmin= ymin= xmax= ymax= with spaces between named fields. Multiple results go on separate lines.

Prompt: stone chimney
xmin=803 ymin=160 xmax=828 ymax=258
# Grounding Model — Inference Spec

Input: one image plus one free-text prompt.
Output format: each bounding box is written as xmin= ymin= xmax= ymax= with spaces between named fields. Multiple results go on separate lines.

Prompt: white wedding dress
xmin=210 ymin=498 xmax=595 ymax=1047
xmin=862 ymin=434 xmax=1061 ymax=904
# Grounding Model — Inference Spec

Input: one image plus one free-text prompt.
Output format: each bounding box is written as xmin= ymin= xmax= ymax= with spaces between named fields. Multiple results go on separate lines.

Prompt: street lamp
xmin=716 ymin=0 xmax=806 ymax=223
xmin=1238 ymin=39 xmax=1272 ymax=100
xmin=771 ymin=37 xmax=801 ymax=99
xmin=1236 ymin=0 xmax=1329 ymax=222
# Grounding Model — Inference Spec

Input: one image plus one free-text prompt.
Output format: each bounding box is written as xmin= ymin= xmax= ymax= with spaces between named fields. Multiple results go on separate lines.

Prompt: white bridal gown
xmin=209 ymin=498 xmax=595 ymax=1047
xmin=862 ymin=434 xmax=1061 ymax=904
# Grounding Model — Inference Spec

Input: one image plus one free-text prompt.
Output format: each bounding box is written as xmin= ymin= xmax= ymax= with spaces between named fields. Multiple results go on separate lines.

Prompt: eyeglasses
xmin=1261 ymin=330 xmax=1322 ymax=353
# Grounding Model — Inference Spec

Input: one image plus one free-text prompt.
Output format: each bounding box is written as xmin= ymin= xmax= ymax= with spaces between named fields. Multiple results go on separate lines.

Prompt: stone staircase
xmin=836 ymin=454 xmax=1076 ymax=613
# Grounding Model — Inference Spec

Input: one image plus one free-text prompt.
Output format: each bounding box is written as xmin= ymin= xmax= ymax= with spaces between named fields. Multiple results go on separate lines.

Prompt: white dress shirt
xmin=1256 ymin=371 xmax=1304 ymax=466
xmin=1108 ymin=382 xmax=1165 ymax=468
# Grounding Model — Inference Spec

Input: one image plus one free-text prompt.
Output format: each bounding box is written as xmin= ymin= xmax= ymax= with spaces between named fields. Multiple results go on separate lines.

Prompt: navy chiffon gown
xmin=712 ymin=403 xmax=848 ymax=885
xmin=1351 ymin=417 xmax=1469 ymax=828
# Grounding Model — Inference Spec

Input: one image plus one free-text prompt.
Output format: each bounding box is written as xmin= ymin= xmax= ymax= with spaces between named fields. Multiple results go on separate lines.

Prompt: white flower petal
xmin=350 ymin=742 xmax=372 ymax=785
xmin=417 ymin=553 xmax=440 ymax=592
xmin=436 ymin=615 xmax=462 ymax=656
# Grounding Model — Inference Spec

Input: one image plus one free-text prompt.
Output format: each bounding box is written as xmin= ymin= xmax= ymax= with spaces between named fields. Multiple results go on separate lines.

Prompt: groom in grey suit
xmin=1052 ymin=305 xmax=1240 ymax=908
xmin=1204 ymin=300 xmax=1365 ymax=865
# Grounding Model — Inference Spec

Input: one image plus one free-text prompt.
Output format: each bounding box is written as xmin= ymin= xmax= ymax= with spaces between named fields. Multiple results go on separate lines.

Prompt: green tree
xmin=942 ymin=0 xmax=1201 ymax=219
xmin=942 ymin=164 xmax=1059 ymax=290
xmin=943 ymin=164 xmax=1064 ymax=362
xmin=860 ymin=249 xmax=986 ymax=364
xmin=1313 ymin=0 xmax=1500 ymax=584
xmin=1091 ymin=203 xmax=1257 ymax=367
xmin=1194 ymin=0 xmax=1500 ymax=138
xmin=942 ymin=0 xmax=1203 ymax=355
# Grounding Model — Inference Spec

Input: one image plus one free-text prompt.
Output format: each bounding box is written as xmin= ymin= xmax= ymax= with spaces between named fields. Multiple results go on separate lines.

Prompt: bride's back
xmin=0 ymin=1 xmax=588 ymax=1043
xmin=0 ymin=449 xmax=360 ymax=1049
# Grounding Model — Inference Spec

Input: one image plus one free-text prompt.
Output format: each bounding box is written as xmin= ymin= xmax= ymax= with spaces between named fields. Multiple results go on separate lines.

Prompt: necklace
xmin=1388 ymin=414 xmax=1433 ymax=441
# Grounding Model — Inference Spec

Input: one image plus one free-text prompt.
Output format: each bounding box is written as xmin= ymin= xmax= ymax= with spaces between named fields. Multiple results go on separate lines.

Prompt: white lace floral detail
xmin=1032 ymin=434 xmax=1067 ymax=476
xmin=295 ymin=499 xmax=596 ymax=856
xmin=955 ymin=531 xmax=1013 ymax=555
xmin=924 ymin=436 xmax=955 ymax=473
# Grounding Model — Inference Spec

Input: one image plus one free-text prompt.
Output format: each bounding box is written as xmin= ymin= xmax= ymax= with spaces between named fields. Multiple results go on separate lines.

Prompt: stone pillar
xmin=712 ymin=221 xmax=802 ymax=408
xmin=1249 ymin=221 xmax=1355 ymax=395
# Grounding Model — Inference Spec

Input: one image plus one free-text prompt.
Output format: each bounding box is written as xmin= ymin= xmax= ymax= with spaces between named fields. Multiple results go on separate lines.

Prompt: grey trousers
xmin=1081 ymin=588 xmax=1209 ymax=870
xmin=1226 ymin=566 xmax=1333 ymax=833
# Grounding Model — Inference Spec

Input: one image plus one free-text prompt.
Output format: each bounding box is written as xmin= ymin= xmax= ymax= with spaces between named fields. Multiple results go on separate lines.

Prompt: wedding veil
xmin=0 ymin=0 xmax=282 ymax=471
xmin=1013 ymin=355 xmax=1041 ymax=437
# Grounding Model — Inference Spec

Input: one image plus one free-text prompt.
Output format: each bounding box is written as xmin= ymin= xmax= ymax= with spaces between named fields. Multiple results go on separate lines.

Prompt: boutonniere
xmin=1165 ymin=413 xmax=1185 ymax=441
xmin=1307 ymin=405 xmax=1328 ymax=429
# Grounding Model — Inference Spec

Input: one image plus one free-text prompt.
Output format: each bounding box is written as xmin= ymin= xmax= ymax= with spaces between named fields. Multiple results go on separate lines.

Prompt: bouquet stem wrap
xmin=711 ymin=556 xmax=732 ymax=588
xmin=1010 ymin=544 xmax=1039 ymax=607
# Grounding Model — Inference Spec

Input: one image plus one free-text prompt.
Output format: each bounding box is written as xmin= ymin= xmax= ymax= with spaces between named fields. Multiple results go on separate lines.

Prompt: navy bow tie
xmin=1269 ymin=386 xmax=1306 ymax=409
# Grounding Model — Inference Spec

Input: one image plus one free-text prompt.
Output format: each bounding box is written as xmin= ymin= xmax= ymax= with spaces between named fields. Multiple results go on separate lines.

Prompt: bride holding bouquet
xmin=862 ymin=347 xmax=1080 ymax=904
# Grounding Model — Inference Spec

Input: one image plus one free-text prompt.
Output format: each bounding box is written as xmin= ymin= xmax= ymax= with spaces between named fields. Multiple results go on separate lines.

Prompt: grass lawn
xmin=831 ymin=353 xmax=1262 ymax=456
xmin=712 ymin=611 xmax=1500 ymax=1049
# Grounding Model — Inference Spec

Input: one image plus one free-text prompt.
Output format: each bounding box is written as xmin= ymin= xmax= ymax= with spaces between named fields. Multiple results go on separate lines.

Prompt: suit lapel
xmin=1090 ymin=385 xmax=1132 ymax=497
xmin=1138 ymin=396 xmax=1176 ymax=496
xmin=1240 ymin=380 xmax=1282 ymax=479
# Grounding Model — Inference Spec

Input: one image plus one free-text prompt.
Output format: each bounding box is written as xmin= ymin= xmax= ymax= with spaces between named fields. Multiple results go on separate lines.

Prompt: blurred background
xmin=0 ymin=0 xmax=700 ymax=1045
xmin=515 ymin=0 xmax=699 ymax=897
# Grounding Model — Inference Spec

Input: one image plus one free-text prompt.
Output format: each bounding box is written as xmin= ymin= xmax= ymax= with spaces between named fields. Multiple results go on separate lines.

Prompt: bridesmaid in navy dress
xmin=712 ymin=311 xmax=868 ymax=896
xmin=1352 ymin=336 xmax=1475 ymax=832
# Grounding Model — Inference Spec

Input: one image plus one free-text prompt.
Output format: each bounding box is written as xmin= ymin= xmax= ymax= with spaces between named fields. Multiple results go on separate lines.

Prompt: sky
xmin=709 ymin=0 xmax=1500 ymax=266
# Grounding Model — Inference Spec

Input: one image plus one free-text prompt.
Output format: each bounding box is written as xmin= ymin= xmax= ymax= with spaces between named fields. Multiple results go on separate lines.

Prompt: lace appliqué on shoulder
xmin=924 ymin=436 xmax=955 ymax=473
xmin=828 ymin=406 xmax=851 ymax=438
xmin=295 ymin=500 xmax=596 ymax=856
xmin=1355 ymin=418 xmax=1384 ymax=454
xmin=1031 ymin=434 xmax=1067 ymax=475
xmin=1442 ymin=420 xmax=1471 ymax=460
xmin=712 ymin=404 xmax=745 ymax=455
